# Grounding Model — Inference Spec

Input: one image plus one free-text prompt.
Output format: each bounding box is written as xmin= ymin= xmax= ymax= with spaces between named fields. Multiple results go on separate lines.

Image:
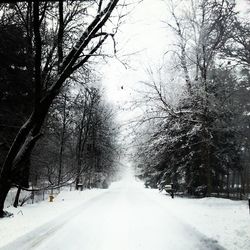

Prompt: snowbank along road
xmin=1 ymin=177 xmax=226 ymax=250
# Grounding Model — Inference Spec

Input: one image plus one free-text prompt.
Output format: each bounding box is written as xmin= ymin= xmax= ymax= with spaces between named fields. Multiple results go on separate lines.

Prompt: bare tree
xmin=0 ymin=0 xmax=121 ymax=217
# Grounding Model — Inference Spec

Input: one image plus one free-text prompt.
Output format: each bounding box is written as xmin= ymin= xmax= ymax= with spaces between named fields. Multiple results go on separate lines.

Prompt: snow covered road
xmin=1 ymin=178 xmax=225 ymax=250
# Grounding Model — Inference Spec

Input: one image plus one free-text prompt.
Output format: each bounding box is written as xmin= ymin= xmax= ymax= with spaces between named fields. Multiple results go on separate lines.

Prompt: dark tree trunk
xmin=58 ymin=95 xmax=66 ymax=186
xmin=58 ymin=0 xmax=64 ymax=72
xmin=13 ymin=186 xmax=22 ymax=208
xmin=227 ymin=167 xmax=230 ymax=198
xmin=205 ymin=141 xmax=211 ymax=196
xmin=0 ymin=0 xmax=119 ymax=217
xmin=0 ymin=181 xmax=12 ymax=218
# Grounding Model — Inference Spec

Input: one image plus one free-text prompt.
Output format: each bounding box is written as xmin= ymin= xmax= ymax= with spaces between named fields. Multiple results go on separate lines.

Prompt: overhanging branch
xmin=72 ymin=34 xmax=109 ymax=71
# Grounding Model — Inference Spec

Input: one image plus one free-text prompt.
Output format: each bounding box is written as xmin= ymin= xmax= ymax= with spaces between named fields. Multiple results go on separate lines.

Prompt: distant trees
xmin=73 ymin=86 xmax=119 ymax=190
xmin=0 ymin=1 xmax=122 ymax=217
xmin=76 ymin=89 xmax=119 ymax=189
xmin=135 ymin=0 xmax=250 ymax=198
xmin=25 ymin=85 xmax=119 ymax=195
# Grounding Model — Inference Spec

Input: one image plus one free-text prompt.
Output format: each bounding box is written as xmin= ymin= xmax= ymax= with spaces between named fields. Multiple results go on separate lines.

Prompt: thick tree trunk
xmin=0 ymin=102 xmax=52 ymax=216
xmin=13 ymin=186 xmax=22 ymax=208
xmin=0 ymin=0 xmax=119 ymax=217
xmin=58 ymin=0 xmax=64 ymax=72
xmin=0 ymin=181 xmax=12 ymax=218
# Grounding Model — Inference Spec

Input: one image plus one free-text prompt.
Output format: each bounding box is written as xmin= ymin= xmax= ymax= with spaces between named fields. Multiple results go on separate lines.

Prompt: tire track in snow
xmin=142 ymin=188 xmax=226 ymax=250
xmin=0 ymin=191 xmax=109 ymax=250
xmin=0 ymin=181 xmax=227 ymax=250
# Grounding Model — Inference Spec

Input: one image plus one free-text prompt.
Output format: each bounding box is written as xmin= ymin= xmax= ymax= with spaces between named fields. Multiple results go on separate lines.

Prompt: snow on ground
xmin=1 ymin=176 xmax=221 ymax=250
xmin=0 ymin=188 xmax=107 ymax=248
xmin=0 ymin=171 xmax=249 ymax=250
xmin=146 ymin=189 xmax=250 ymax=250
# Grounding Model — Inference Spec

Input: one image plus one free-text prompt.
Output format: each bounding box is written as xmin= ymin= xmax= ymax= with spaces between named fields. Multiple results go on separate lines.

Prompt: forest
xmin=134 ymin=0 xmax=250 ymax=199
xmin=0 ymin=0 xmax=250 ymax=220
xmin=0 ymin=0 xmax=122 ymax=217
xmin=1 ymin=1 xmax=250 ymax=249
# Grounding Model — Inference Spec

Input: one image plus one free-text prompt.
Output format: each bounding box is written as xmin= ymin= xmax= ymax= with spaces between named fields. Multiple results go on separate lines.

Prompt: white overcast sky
xmin=97 ymin=0 xmax=250 ymax=164
xmin=101 ymin=0 xmax=169 ymax=103
xmin=100 ymin=0 xmax=249 ymax=124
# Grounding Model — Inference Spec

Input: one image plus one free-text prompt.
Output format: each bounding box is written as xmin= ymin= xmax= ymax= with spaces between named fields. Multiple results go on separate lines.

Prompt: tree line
xmin=0 ymin=0 xmax=122 ymax=217
xmin=135 ymin=0 xmax=250 ymax=198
